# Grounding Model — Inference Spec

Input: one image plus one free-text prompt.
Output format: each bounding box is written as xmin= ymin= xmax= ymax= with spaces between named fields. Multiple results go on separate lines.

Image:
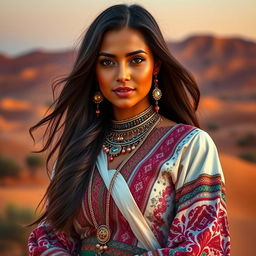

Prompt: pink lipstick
xmin=113 ymin=87 xmax=135 ymax=98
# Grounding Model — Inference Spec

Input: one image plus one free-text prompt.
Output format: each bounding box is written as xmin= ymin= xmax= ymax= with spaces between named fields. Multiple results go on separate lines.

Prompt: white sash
xmin=96 ymin=150 xmax=161 ymax=251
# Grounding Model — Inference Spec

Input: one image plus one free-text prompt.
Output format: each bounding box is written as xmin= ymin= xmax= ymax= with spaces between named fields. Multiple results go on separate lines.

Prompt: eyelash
xmin=99 ymin=56 xmax=145 ymax=66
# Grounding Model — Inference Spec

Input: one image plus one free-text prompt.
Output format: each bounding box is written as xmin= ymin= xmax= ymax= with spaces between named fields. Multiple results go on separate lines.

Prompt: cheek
xmin=96 ymin=68 xmax=112 ymax=93
xmin=96 ymin=68 xmax=106 ymax=85
xmin=134 ymin=65 xmax=154 ymax=88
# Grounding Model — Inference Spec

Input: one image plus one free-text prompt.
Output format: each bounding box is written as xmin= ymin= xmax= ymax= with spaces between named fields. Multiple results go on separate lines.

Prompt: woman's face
xmin=96 ymin=27 xmax=160 ymax=118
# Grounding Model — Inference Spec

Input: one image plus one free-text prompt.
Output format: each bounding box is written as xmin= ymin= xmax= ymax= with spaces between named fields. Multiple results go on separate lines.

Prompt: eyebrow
xmin=98 ymin=50 xmax=147 ymax=58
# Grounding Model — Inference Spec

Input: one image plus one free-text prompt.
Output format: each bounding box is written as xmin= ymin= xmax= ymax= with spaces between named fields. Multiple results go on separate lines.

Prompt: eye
xmin=99 ymin=59 xmax=115 ymax=66
xmin=131 ymin=56 xmax=145 ymax=64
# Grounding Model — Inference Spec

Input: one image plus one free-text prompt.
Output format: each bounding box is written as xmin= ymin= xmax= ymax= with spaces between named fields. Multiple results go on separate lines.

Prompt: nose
xmin=116 ymin=62 xmax=130 ymax=83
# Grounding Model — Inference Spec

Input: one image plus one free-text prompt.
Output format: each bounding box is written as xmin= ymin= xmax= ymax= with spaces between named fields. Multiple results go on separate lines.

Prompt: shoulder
xmin=157 ymin=115 xmax=218 ymax=150
xmin=172 ymin=125 xmax=221 ymax=164
xmin=185 ymin=126 xmax=217 ymax=149
xmin=163 ymin=123 xmax=217 ymax=158
xmin=174 ymin=122 xmax=216 ymax=144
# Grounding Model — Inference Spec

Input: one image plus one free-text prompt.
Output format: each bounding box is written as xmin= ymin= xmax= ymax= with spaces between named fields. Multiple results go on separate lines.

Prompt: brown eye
xmin=131 ymin=56 xmax=145 ymax=64
xmin=100 ymin=59 xmax=114 ymax=66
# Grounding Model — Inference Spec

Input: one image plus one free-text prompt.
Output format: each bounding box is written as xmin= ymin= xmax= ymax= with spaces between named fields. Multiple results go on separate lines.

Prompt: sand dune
xmin=0 ymin=116 xmax=22 ymax=131
xmin=0 ymin=98 xmax=31 ymax=110
xmin=220 ymin=154 xmax=256 ymax=219
xmin=18 ymin=68 xmax=38 ymax=80
xmin=199 ymin=96 xmax=223 ymax=112
xmin=0 ymin=186 xmax=46 ymax=212
xmin=220 ymin=153 xmax=256 ymax=256
xmin=199 ymin=96 xmax=256 ymax=114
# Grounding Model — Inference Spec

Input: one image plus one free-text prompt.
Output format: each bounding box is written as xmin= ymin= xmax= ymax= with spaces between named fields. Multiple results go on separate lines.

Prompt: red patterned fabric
xmin=27 ymin=124 xmax=231 ymax=256
xmin=28 ymin=222 xmax=77 ymax=255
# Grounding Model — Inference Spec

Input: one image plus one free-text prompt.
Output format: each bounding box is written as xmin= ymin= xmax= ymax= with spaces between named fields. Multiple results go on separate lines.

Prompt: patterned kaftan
xmin=28 ymin=123 xmax=231 ymax=256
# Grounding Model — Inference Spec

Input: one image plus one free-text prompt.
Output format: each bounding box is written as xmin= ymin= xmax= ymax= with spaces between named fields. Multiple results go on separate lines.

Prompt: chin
xmin=114 ymin=103 xmax=137 ymax=109
xmin=111 ymin=99 xmax=138 ymax=109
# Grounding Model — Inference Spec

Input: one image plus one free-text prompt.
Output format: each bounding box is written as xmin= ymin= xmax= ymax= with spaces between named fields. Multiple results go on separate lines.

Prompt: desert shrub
xmin=237 ymin=133 xmax=256 ymax=147
xmin=0 ymin=203 xmax=35 ymax=252
xmin=5 ymin=204 xmax=34 ymax=225
xmin=0 ymin=239 xmax=21 ymax=251
xmin=239 ymin=152 xmax=256 ymax=163
xmin=0 ymin=217 xmax=23 ymax=243
xmin=25 ymin=154 xmax=44 ymax=177
xmin=206 ymin=122 xmax=219 ymax=131
xmin=0 ymin=156 xmax=21 ymax=179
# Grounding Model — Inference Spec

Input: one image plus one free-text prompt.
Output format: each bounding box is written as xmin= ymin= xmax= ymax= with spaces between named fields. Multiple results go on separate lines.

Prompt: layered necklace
xmin=102 ymin=105 xmax=160 ymax=162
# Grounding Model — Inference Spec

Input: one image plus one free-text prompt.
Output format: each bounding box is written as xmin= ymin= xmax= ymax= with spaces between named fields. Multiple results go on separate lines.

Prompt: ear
xmin=153 ymin=60 xmax=162 ymax=75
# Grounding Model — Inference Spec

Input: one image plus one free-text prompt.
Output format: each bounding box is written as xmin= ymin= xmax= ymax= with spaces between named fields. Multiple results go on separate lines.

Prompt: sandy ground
xmin=220 ymin=153 xmax=256 ymax=256
xmin=0 ymin=186 xmax=46 ymax=212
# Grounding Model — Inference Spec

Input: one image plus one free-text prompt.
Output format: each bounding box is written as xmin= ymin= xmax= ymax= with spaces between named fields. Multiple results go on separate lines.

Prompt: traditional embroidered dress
xmin=28 ymin=123 xmax=231 ymax=256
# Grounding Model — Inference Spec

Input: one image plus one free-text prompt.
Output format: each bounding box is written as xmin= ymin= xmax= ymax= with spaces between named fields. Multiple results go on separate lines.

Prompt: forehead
xmin=99 ymin=28 xmax=151 ymax=54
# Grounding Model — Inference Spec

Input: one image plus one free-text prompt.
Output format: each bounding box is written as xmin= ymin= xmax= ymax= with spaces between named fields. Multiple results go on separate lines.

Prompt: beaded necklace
xmin=102 ymin=105 xmax=160 ymax=161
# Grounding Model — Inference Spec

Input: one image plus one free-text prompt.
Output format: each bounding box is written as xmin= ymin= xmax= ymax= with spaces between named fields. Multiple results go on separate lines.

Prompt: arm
xmin=140 ymin=130 xmax=230 ymax=256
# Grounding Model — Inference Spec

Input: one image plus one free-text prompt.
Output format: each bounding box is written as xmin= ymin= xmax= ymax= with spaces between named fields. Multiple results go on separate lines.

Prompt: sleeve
xmin=140 ymin=130 xmax=231 ymax=256
xmin=27 ymin=160 xmax=79 ymax=256
xmin=28 ymin=221 xmax=79 ymax=256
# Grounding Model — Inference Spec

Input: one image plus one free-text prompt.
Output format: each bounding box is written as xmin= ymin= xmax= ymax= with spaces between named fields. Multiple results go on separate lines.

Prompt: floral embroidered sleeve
xmin=140 ymin=130 xmax=231 ymax=256
xmin=27 ymin=160 xmax=79 ymax=256
xmin=28 ymin=221 xmax=79 ymax=256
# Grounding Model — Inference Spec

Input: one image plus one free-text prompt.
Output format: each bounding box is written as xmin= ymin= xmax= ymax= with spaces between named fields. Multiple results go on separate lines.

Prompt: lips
xmin=113 ymin=87 xmax=135 ymax=98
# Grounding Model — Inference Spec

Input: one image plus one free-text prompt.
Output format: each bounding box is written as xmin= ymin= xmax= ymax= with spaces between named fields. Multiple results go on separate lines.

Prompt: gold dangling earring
xmin=152 ymin=73 xmax=162 ymax=113
xmin=93 ymin=91 xmax=104 ymax=117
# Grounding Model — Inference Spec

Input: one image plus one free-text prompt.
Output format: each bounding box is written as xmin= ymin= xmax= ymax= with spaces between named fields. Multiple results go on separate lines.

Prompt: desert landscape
xmin=0 ymin=35 xmax=255 ymax=255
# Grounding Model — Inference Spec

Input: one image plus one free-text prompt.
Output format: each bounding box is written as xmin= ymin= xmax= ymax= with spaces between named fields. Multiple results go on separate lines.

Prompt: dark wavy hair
xmin=29 ymin=4 xmax=200 ymax=235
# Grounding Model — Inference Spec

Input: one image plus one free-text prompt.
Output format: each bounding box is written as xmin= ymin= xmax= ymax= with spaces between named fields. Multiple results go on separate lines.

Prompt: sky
xmin=1 ymin=0 xmax=255 ymax=56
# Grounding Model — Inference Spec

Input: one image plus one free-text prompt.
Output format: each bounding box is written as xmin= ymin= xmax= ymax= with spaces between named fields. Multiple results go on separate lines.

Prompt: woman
xmin=28 ymin=4 xmax=230 ymax=256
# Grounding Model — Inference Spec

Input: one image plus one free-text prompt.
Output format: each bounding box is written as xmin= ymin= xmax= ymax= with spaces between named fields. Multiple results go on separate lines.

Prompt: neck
xmin=112 ymin=102 xmax=151 ymax=121
xmin=111 ymin=105 xmax=155 ymax=126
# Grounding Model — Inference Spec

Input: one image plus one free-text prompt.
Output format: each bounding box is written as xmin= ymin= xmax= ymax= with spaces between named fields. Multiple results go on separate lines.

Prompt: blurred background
xmin=0 ymin=0 xmax=255 ymax=255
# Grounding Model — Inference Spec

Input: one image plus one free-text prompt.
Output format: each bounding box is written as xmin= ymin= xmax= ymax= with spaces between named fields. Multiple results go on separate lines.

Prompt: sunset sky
xmin=1 ymin=0 xmax=255 ymax=56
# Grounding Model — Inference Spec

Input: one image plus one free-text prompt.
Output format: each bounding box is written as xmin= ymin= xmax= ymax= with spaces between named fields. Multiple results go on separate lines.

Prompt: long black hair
xmin=29 ymin=4 xmax=200 ymax=234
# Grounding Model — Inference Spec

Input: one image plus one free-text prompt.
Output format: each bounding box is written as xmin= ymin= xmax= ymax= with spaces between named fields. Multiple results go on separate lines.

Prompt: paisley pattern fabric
xmin=28 ymin=124 xmax=231 ymax=256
